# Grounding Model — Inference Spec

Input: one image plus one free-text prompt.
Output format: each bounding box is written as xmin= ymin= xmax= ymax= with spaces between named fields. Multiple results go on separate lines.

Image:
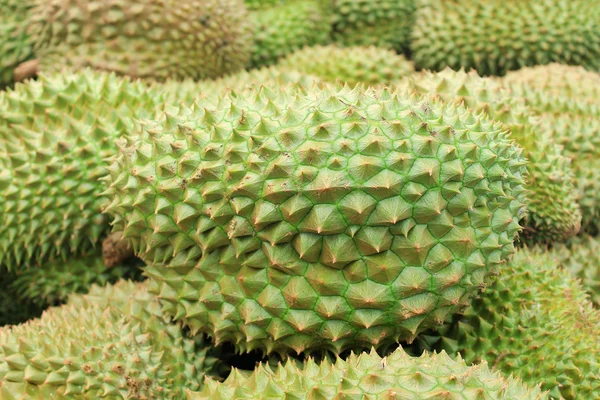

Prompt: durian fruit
xmin=395 ymin=69 xmax=581 ymax=244
xmin=414 ymin=248 xmax=600 ymax=399
xmin=160 ymin=66 xmax=322 ymax=106
xmin=12 ymin=250 xmax=145 ymax=307
xmin=546 ymin=235 xmax=600 ymax=307
xmin=0 ymin=272 xmax=44 ymax=327
xmin=0 ymin=69 xmax=165 ymax=270
xmin=501 ymin=64 xmax=600 ymax=233
xmin=189 ymin=347 xmax=547 ymax=399
xmin=0 ymin=0 xmax=34 ymax=88
xmin=28 ymin=0 xmax=253 ymax=81
xmin=331 ymin=0 xmax=417 ymax=54
xmin=411 ymin=0 xmax=600 ymax=76
xmin=0 ymin=280 xmax=221 ymax=399
xmin=278 ymin=45 xmax=414 ymax=87
xmin=103 ymin=84 xmax=527 ymax=355
xmin=248 ymin=0 xmax=331 ymax=69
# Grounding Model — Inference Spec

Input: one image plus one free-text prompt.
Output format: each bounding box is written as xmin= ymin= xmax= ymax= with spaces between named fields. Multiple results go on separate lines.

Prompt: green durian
xmin=248 ymin=0 xmax=331 ymax=69
xmin=414 ymin=248 xmax=600 ymax=399
xmin=12 ymin=250 xmax=145 ymax=307
xmin=0 ymin=272 xmax=44 ymax=327
xmin=411 ymin=0 xmax=600 ymax=76
xmin=0 ymin=0 xmax=35 ymax=88
xmin=190 ymin=347 xmax=547 ymax=399
xmin=0 ymin=280 xmax=221 ymax=399
xmin=331 ymin=0 xmax=417 ymax=53
xmin=103 ymin=84 xmax=527 ymax=355
xmin=502 ymin=64 xmax=600 ymax=233
xmin=396 ymin=68 xmax=581 ymax=244
xmin=545 ymin=234 xmax=600 ymax=307
xmin=0 ymin=69 xmax=165 ymax=270
xmin=29 ymin=0 xmax=254 ymax=81
xmin=278 ymin=45 xmax=414 ymax=86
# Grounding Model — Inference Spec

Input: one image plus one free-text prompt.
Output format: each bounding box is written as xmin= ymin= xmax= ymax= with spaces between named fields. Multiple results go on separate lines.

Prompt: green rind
xmin=29 ymin=0 xmax=253 ymax=81
xmin=414 ymin=248 xmax=600 ymax=399
xmin=0 ymin=280 xmax=221 ymax=398
xmin=395 ymin=68 xmax=581 ymax=244
xmin=103 ymin=85 xmax=527 ymax=355
xmin=279 ymin=45 xmax=414 ymax=86
xmin=189 ymin=347 xmax=546 ymax=399
xmin=248 ymin=0 xmax=331 ymax=69
xmin=0 ymin=69 xmax=165 ymax=270
xmin=411 ymin=0 xmax=600 ymax=76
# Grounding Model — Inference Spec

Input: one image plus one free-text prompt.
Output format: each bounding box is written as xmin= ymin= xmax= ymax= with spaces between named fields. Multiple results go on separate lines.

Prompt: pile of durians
xmin=0 ymin=0 xmax=599 ymax=399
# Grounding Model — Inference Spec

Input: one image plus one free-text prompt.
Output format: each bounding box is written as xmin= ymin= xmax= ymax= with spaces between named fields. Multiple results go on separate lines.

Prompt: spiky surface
xmin=29 ymin=0 xmax=253 ymax=81
xmin=411 ymin=0 xmax=600 ymax=76
xmin=396 ymin=69 xmax=581 ymax=244
xmin=160 ymin=67 xmax=322 ymax=106
xmin=248 ymin=1 xmax=331 ymax=69
xmin=501 ymin=64 xmax=600 ymax=233
xmin=279 ymin=45 xmax=414 ymax=86
xmin=414 ymin=249 xmax=600 ymax=399
xmin=0 ymin=0 xmax=34 ymax=88
xmin=103 ymin=85 xmax=527 ymax=355
xmin=12 ymin=251 xmax=145 ymax=307
xmin=0 ymin=280 xmax=221 ymax=399
xmin=331 ymin=0 xmax=416 ymax=53
xmin=190 ymin=347 xmax=546 ymax=399
xmin=0 ymin=272 xmax=44 ymax=327
xmin=547 ymin=235 xmax=600 ymax=307
xmin=0 ymin=70 xmax=164 ymax=270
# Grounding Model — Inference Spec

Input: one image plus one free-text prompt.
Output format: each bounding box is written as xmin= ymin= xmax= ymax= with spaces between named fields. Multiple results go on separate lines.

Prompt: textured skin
xmin=103 ymin=85 xmax=527 ymax=355
xmin=159 ymin=67 xmax=322 ymax=106
xmin=0 ymin=281 xmax=221 ymax=399
xmin=248 ymin=0 xmax=331 ymax=69
xmin=279 ymin=45 xmax=414 ymax=86
xmin=547 ymin=235 xmax=600 ymax=307
xmin=395 ymin=69 xmax=581 ymax=244
xmin=12 ymin=250 xmax=145 ymax=307
xmin=0 ymin=70 xmax=165 ymax=270
xmin=29 ymin=0 xmax=253 ymax=81
xmin=412 ymin=0 xmax=600 ymax=76
xmin=0 ymin=0 xmax=35 ymax=88
xmin=331 ymin=0 xmax=416 ymax=53
xmin=189 ymin=347 xmax=547 ymax=399
xmin=414 ymin=249 xmax=600 ymax=400
xmin=502 ymin=64 xmax=600 ymax=233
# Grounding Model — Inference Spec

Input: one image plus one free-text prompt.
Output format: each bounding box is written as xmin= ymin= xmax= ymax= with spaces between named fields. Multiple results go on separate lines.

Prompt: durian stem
xmin=13 ymin=59 xmax=39 ymax=83
xmin=102 ymin=232 xmax=134 ymax=268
